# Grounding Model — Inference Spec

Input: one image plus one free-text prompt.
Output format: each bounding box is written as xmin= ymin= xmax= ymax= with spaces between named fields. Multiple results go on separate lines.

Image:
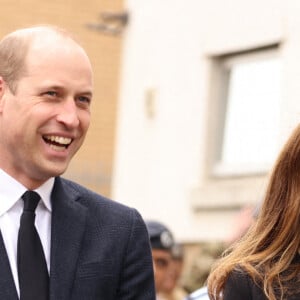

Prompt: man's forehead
xmin=152 ymin=249 xmax=172 ymax=257
xmin=29 ymin=35 xmax=80 ymax=57
xmin=25 ymin=38 xmax=93 ymax=75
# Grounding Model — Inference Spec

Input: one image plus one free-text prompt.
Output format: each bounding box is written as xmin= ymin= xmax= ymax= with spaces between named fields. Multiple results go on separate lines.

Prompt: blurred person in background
xmin=146 ymin=220 xmax=176 ymax=300
xmin=160 ymin=243 xmax=188 ymax=300
xmin=208 ymin=124 xmax=300 ymax=300
xmin=183 ymin=243 xmax=221 ymax=300
xmin=182 ymin=242 xmax=224 ymax=295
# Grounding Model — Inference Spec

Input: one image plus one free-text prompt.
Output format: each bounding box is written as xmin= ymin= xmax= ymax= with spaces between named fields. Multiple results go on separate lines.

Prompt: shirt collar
xmin=35 ymin=177 xmax=54 ymax=212
xmin=0 ymin=169 xmax=54 ymax=216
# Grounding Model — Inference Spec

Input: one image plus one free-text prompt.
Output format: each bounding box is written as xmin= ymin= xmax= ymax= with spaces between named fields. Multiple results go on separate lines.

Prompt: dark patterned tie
xmin=17 ymin=191 xmax=49 ymax=300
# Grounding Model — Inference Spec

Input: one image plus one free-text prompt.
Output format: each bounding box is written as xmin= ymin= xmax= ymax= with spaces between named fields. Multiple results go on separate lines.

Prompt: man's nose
xmin=56 ymin=99 xmax=80 ymax=128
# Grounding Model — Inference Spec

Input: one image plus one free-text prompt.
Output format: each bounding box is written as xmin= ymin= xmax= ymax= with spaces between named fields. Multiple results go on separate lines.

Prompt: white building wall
xmin=112 ymin=0 xmax=300 ymax=242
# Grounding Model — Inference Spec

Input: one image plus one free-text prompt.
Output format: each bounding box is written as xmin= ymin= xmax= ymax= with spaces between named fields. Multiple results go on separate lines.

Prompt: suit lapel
xmin=0 ymin=231 xmax=18 ymax=299
xmin=49 ymin=178 xmax=88 ymax=300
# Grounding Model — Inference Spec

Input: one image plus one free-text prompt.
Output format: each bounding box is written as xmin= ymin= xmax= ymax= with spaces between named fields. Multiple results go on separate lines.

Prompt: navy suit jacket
xmin=0 ymin=177 xmax=156 ymax=299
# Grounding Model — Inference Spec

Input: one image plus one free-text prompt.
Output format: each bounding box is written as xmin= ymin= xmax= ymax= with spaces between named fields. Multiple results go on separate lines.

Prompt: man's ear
xmin=0 ymin=77 xmax=8 ymax=113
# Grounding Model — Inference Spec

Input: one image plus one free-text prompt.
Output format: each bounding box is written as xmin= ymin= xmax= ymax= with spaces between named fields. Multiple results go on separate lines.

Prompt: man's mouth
xmin=43 ymin=135 xmax=72 ymax=151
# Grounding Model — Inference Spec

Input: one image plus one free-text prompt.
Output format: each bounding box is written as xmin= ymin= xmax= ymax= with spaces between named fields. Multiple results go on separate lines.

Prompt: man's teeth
xmin=45 ymin=136 xmax=72 ymax=145
xmin=49 ymin=144 xmax=67 ymax=151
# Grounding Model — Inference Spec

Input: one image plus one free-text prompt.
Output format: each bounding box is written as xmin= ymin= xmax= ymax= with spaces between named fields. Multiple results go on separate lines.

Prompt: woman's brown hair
xmin=208 ymin=124 xmax=300 ymax=300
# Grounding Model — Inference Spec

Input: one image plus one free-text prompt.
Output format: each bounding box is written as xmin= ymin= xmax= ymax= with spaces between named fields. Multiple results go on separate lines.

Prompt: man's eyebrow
xmin=81 ymin=91 xmax=93 ymax=97
xmin=41 ymin=84 xmax=61 ymax=89
xmin=39 ymin=84 xmax=64 ymax=92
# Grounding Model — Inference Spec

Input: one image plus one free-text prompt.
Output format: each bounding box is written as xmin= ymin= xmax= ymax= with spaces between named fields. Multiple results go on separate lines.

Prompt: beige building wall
xmin=112 ymin=0 xmax=300 ymax=242
xmin=0 ymin=0 xmax=124 ymax=197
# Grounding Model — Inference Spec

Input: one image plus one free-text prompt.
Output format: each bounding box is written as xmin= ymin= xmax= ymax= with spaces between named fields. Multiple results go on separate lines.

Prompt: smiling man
xmin=0 ymin=25 xmax=155 ymax=300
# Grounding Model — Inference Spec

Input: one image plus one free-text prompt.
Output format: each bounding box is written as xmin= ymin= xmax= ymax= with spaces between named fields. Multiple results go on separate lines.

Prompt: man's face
xmin=0 ymin=37 xmax=93 ymax=189
xmin=161 ymin=258 xmax=184 ymax=293
xmin=152 ymin=249 xmax=173 ymax=293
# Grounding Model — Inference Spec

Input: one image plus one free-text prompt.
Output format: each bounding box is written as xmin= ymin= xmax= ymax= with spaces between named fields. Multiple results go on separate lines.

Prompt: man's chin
xmin=40 ymin=164 xmax=69 ymax=179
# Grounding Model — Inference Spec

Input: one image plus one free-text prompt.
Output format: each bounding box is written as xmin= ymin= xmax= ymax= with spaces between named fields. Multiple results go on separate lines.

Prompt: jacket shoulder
xmin=58 ymin=177 xmax=141 ymax=218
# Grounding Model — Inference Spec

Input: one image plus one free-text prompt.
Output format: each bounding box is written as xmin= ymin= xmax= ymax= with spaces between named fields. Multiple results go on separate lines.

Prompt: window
xmin=211 ymin=46 xmax=282 ymax=177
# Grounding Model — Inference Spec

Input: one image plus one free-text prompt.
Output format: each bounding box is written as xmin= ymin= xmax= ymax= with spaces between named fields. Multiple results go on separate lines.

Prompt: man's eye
xmin=77 ymin=96 xmax=91 ymax=105
xmin=45 ymin=91 xmax=58 ymax=97
xmin=154 ymin=258 xmax=169 ymax=268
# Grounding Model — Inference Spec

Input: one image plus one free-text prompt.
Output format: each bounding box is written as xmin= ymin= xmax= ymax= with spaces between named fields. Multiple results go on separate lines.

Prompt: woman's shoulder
xmin=223 ymin=268 xmax=266 ymax=300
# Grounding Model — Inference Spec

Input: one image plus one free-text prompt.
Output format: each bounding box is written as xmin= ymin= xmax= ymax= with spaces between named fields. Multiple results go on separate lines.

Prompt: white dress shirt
xmin=0 ymin=169 xmax=54 ymax=297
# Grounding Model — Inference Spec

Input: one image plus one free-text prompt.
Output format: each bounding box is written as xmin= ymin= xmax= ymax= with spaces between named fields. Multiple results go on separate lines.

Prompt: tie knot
xmin=22 ymin=191 xmax=40 ymax=212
